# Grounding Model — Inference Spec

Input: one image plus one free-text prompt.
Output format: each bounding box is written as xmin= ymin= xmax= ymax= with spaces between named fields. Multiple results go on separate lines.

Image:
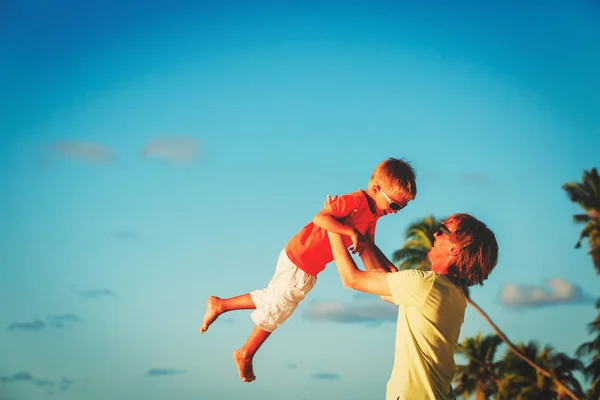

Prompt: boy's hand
xmin=349 ymin=228 xmax=366 ymax=255
xmin=324 ymin=194 xmax=365 ymax=254
xmin=324 ymin=194 xmax=336 ymax=208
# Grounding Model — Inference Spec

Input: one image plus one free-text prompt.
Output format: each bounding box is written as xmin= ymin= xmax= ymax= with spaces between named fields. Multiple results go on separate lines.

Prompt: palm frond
xmin=563 ymin=168 xmax=600 ymax=273
xmin=573 ymin=213 xmax=591 ymax=223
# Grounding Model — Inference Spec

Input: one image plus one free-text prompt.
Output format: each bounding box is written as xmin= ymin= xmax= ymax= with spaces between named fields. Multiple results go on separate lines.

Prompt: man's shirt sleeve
xmin=386 ymin=270 xmax=434 ymax=308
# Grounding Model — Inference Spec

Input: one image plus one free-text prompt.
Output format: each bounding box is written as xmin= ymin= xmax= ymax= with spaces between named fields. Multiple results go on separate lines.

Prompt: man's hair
xmin=371 ymin=157 xmax=417 ymax=198
xmin=445 ymin=213 xmax=498 ymax=287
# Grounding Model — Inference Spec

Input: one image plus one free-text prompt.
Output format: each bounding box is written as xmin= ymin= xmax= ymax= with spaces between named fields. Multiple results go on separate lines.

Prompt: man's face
xmin=428 ymin=219 xmax=458 ymax=273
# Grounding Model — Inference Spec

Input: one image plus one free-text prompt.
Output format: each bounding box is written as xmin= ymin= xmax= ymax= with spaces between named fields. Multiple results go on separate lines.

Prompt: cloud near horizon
xmin=501 ymin=278 xmax=593 ymax=309
xmin=34 ymin=379 xmax=55 ymax=387
xmin=10 ymin=372 xmax=34 ymax=381
xmin=46 ymin=314 xmax=84 ymax=328
xmin=1 ymin=372 xmax=34 ymax=384
xmin=140 ymin=135 xmax=199 ymax=166
xmin=0 ymin=372 xmax=76 ymax=392
xmin=49 ymin=140 xmax=115 ymax=164
xmin=303 ymin=299 xmax=397 ymax=326
xmin=146 ymin=368 xmax=186 ymax=376
xmin=7 ymin=320 xmax=45 ymax=331
xmin=8 ymin=314 xmax=84 ymax=331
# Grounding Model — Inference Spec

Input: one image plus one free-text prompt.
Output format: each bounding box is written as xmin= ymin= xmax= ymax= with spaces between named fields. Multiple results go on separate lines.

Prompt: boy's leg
xmin=232 ymin=267 xmax=316 ymax=383
xmin=200 ymin=293 xmax=255 ymax=334
xmin=233 ymin=326 xmax=271 ymax=382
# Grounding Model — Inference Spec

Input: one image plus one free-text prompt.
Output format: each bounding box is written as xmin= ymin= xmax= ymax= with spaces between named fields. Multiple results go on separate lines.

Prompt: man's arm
xmin=363 ymin=220 xmax=398 ymax=272
xmin=357 ymin=240 xmax=397 ymax=302
xmin=359 ymin=241 xmax=398 ymax=273
xmin=328 ymin=231 xmax=392 ymax=297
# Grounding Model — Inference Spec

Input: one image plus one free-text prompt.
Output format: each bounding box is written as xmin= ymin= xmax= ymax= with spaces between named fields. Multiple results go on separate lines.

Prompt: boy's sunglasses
xmin=380 ymin=188 xmax=406 ymax=211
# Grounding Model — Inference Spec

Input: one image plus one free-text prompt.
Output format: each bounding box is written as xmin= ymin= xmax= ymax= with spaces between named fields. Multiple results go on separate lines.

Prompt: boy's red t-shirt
xmin=285 ymin=190 xmax=381 ymax=276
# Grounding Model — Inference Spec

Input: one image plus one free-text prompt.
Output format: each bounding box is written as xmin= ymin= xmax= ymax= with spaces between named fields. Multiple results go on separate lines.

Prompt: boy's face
xmin=376 ymin=186 xmax=412 ymax=215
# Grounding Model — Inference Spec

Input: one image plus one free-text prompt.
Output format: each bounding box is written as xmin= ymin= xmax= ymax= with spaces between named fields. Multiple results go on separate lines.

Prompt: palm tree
xmin=454 ymin=333 xmax=504 ymax=400
xmin=576 ymin=298 xmax=600 ymax=399
xmin=562 ymin=167 xmax=600 ymax=274
xmin=392 ymin=217 xmax=581 ymax=400
xmin=498 ymin=341 xmax=584 ymax=399
xmin=392 ymin=215 xmax=438 ymax=270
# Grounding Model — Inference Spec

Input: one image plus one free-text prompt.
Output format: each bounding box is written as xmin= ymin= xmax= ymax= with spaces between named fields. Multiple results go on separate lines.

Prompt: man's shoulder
xmin=394 ymin=269 xmax=434 ymax=278
xmin=386 ymin=270 xmax=436 ymax=306
xmin=387 ymin=269 xmax=435 ymax=288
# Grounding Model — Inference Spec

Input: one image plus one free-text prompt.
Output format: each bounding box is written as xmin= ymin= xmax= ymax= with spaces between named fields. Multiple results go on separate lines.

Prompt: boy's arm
xmin=314 ymin=198 xmax=364 ymax=253
xmin=328 ymin=231 xmax=392 ymax=296
xmin=313 ymin=207 xmax=359 ymax=238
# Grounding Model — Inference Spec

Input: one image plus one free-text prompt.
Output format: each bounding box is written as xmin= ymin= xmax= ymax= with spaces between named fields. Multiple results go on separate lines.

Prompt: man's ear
xmin=449 ymin=244 xmax=459 ymax=256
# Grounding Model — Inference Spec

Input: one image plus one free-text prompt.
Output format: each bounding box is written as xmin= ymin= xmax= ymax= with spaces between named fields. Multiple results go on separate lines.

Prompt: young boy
xmin=200 ymin=157 xmax=417 ymax=382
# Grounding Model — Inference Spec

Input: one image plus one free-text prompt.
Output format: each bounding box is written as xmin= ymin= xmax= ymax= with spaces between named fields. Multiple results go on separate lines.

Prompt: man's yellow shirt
xmin=386 ymin=270 xmax=466 ymax=400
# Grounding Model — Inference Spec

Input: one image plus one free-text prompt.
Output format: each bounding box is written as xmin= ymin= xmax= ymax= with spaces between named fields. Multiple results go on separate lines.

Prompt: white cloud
xmin=501 ymin=278 xmax=591 ymax=309
xmin=50 ymin=141 xmax=115 ymax=164
xmin=140 ymin=135 xmax=199 ymax=166
xmin=304 ymin=300 xmax=397 ymax=325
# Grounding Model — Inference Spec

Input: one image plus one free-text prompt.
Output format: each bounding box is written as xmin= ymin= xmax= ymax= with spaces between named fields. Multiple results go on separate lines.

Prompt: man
xmin=328 ymin=213 xmax=499 ymax=400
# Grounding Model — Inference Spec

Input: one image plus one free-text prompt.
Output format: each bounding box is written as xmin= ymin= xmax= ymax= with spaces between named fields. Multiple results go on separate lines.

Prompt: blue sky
xmin=1 ymin=1 xmax=599 ymax=399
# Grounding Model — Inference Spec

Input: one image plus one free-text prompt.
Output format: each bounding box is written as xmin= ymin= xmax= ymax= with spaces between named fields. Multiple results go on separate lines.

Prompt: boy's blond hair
xmin=370 ymin=157 xmax=417 ymax=199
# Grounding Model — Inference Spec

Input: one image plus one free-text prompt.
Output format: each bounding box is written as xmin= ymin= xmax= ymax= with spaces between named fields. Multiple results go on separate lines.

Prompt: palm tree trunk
xmin=465 ymin=296 xmax=580 ymax=400
xmin=588 ymin=211 xmax=600 ymax=274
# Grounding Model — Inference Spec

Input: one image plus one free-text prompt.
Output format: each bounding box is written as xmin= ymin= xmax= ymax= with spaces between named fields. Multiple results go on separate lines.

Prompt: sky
xmin=1 ymin=0 xmax=600 ymax=399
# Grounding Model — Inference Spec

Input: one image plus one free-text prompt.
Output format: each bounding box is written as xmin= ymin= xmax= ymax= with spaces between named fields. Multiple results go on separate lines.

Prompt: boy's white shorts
xmin=250 ymin=250 xmax=317 ymax=332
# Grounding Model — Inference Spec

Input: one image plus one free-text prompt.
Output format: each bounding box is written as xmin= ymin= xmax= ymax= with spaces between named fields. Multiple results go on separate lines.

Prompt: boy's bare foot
xmin=233 ymin=349 xmax=256 ymax=382
xmin=200 ymin=296 xmax=222 ymax=334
